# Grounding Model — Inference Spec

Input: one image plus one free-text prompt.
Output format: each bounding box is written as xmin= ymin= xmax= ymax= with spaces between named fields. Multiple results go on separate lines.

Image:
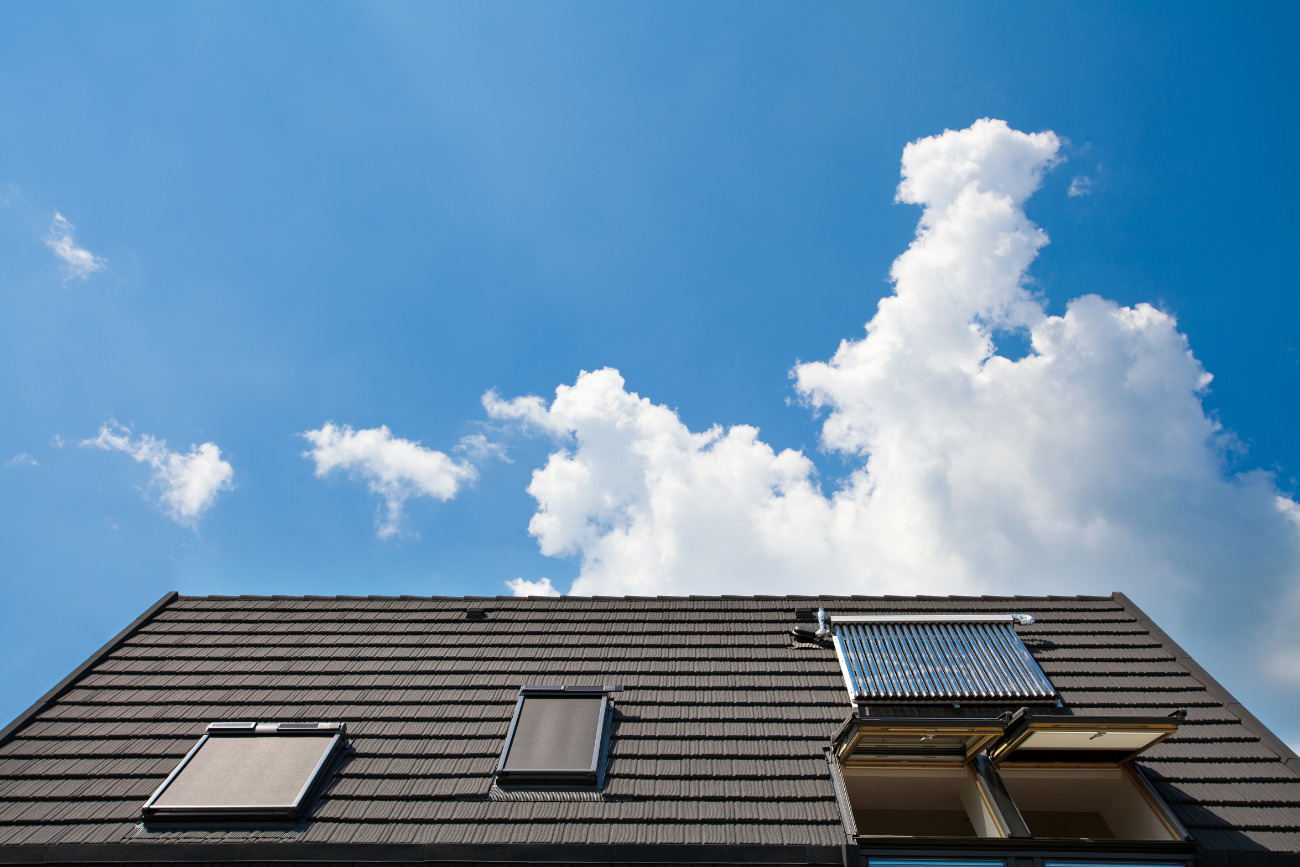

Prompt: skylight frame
xmin=494 ymin=686 xmax=615 ymax=788
xmin=140 ymin=722 xmax=346 ymax=822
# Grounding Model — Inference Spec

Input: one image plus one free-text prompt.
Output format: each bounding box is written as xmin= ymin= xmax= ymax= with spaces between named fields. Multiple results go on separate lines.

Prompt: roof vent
xmin=465 ymin=608 xmax=487 ymax=620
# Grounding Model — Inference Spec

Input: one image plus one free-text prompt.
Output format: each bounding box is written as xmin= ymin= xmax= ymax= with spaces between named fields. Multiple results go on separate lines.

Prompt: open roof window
xmin=987 ymin=711 xmax=1189 ymax=841
xmin=495 ymin=685 xmax=619 ymax=787
xmin=827 ymin=613 xmax=1056 ymax=707
xmin=141 ymin=722 xmax=345 ymax=822
xmin=830 ymin=711 xmax=1189 ymax=842
xmin=831 ymin=714 xmax=1016 ymax=839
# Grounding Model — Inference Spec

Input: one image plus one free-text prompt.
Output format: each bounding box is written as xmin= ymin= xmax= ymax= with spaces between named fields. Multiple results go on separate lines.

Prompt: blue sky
xmin=2 ymin=3 xmax=1298 ymax=745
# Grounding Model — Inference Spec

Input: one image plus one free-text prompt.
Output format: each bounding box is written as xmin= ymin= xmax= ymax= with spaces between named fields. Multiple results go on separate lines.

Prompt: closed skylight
xmin=495 ymin=686 xmax=618 ymax=787
xmin=141 ymin=722 xmax=345 ymax=822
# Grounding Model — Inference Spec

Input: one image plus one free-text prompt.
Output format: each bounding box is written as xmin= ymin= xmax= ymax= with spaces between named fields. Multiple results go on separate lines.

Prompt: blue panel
xmin=1044 ymin=863 xmax=1186 ymax=867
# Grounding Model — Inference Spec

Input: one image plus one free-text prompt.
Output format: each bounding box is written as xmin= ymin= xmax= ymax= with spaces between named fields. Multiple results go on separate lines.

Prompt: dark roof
xmin=0 ymin=592 xmax=1297 ymax=862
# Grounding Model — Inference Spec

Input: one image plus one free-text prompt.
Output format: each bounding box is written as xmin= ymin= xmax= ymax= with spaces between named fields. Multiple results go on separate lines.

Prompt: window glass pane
xmin=1019 ymin=730 xmax=1165 ymax=751
xmin=503 ymin=695 xmax=603 ymax=771
xmin=153 ymin=734 xmax=334 ymax=809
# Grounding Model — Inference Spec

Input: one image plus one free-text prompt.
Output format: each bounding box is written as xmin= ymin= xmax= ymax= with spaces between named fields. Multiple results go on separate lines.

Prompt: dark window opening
xmin=998 ymin=767 xmax=1178 ymax=840
xmin=141 ymin=722 xmax=345 ymax=822
xmin=834 ymin=716 xmax=1011 ymax=839
xmin=844 ymin=766 xmax=1006 ymax=838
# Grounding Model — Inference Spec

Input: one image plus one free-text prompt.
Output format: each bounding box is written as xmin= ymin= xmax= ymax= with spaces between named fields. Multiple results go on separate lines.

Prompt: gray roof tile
xmin=1172 ymin=803 xmax=1300 ymax=830
xmin=1141 ymin=761 xmax=1300 ymax=782
xmin=1152 ymin=781 xmax=1300 ymax=805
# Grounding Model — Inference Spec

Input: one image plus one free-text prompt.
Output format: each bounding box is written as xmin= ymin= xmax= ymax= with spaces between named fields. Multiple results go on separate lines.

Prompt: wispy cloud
xmin=50 ymin=435 xmax=65 ymax=448
xmin=6 ymin=453 xmax=38 ymax=467
xmin=45 ymin=211 xmax=106 ymax=280
xmin=505 ymin=577 xmax=561 ymax=597
xmin=82 ymin=421 xmax=234 ymax=525
xmin=1067 ymin=175 xmax=1092 ymax=197
xmin=301 ymin=423 xmax=476 ymax=538
xmin=454 ymin=433 xmax=510 ymax=462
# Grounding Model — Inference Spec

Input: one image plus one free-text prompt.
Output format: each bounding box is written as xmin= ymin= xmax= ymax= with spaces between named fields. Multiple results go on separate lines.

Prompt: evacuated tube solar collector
xmin=828 ymin=613 xmax=1057 ymax=705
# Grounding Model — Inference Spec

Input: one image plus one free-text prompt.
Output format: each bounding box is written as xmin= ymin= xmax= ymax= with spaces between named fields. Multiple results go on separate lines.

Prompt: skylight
xmin=495 ymin=686 xmax=618 ymax=787
xmin=141 ymin=722 xmax=345 ymax=822
xmin=828 ymin=614 xmax=1057 ymax=705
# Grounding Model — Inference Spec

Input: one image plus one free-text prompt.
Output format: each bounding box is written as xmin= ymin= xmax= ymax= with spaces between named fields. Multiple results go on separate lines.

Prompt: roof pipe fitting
xmin=815 ymin=607 xmax=832 ymax=639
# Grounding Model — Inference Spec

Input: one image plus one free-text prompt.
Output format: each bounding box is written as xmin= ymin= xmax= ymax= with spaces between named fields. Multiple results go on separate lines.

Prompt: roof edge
xmin=0 ymin=590 xmax=178 ymax=750
xmin=173 ymin=592 xmax=1121 ymax=602
xmin=1112 ymin=591 xmax=1300 ymax=777
xmin=0 ymin=841 xmax=845 ymax=865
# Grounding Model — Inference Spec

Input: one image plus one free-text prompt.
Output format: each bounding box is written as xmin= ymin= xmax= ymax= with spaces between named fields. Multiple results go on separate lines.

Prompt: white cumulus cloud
xmin=83 ymin=422 xmax=234 ymax=525
xmin=505 ymin=577 xmax=562 ymax=597
xmin=46 ymin=211 xmax=106 ymax=280
xmin=301 ymin=423 xmax=476 ymax=539
xmin=487 ymin=119 xmax=1300 ymax=727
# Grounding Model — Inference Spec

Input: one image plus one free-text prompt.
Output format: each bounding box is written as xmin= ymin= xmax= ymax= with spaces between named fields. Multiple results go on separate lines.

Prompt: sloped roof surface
xmin=0 ymin=593 xmax=1296 ymax=856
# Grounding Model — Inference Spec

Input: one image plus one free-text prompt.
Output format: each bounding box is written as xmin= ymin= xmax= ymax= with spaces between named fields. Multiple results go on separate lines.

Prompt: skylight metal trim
xmin=831 ymin=616 xmax=1057 ymax=704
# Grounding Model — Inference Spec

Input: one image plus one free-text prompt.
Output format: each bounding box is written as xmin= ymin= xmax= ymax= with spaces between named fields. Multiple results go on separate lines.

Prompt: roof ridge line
xmin=173 ymin=593 xmax=1120 ymax=602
